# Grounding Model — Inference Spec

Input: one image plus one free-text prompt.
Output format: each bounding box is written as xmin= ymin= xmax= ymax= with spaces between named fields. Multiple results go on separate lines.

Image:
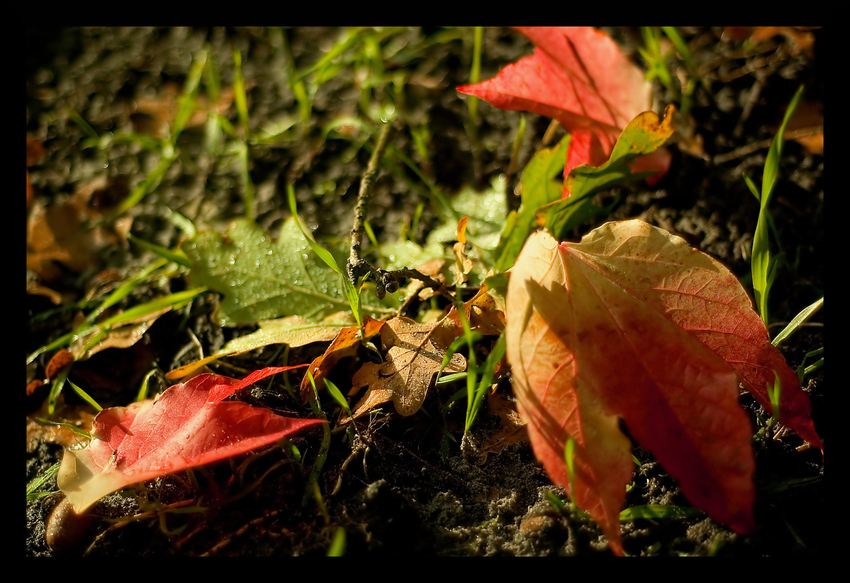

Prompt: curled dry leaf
xmin=58 ymin=366 xmax=324 ymax=513
xmin=506 ymin=220 xmax=821 ymax=555
xmin=71 ymin=306 xmax=172 ymax=360
xmin=299 ymin=317 xmax=386 ymax=402
xmin=347 ymin=314 xmax=467 ymax=420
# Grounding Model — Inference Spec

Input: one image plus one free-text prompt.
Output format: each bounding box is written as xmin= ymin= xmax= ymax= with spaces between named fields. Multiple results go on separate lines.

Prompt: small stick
xmin=348 ymin=122 xmax=392 ymax=286
xmin=346 ymin=122 xmax=456 ymax=303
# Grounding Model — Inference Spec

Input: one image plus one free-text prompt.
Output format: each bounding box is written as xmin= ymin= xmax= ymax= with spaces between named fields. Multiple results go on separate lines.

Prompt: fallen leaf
xmin=460 ymin=286 xmax=506 ymax=336
xmin=46 ymin=349 xmax=75 ymax=380
xmin=70 ymin=306 xmax=172 ymax=360
xmin=452 ymin=216 xmax=473 ymax=286
xmin=57 ymin=366 xmax=324 ymax=513
xmin=183 ymin=217 xmax=393 ymax=326
xmin=724 ymin=26 xmax=816 ymax=56
xmin=341 ymin=288 xmax=508 ymax=421
xmin=784 ymin=100 xmax=823 ymax=155
xmin=167 ymin=313 xmax=356 ymax=380
xmin=537 ymin=106 xmax=676 ymax=240
xmin=299 ymin=317 xmax=386 ymax=403
xmin=27 ymin=136 xmax=45 ymax=166
xmin=132 ymin=83 xmax=236 ymax=137
xmin=505 ymin=220 xmax=821 ymax=555
xmin=458 ymin=27 xmax=671 ymax=194
xmin=476 ymin=390 xmax=529 ymax=463
xmin=26 ymin=192 xmax=113 ymax=281
xmin=27 ymin=399 xmax=95 ymax=453
xmin=347 ymin=312 xmax=467 ymax=420
xmin=494 ymin=135 xmax=570 ymax=272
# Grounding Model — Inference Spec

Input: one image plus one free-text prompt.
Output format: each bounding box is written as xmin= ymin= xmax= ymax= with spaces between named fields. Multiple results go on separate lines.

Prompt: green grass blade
xmin=286 ymin=182 xmax=365 ymax=327
xmin=97 ymin=288 xmax=205 ymax=329
xmin=232 ymin=49 xmax=250 ymax=137
xmin=327 ymin=526 xmax=346 ymax=556
xmin=110 ymin=145 xmax=179 ymax=218
xmin=27 ymin=462 xmax=62 ymax=501
xmin=47 ymin=361 xmax=72 ymax=414
xmin=26 ymin=259 xmax=175 ymax=365
xmin=162 ymin=207 xmax=197 ymax=239
xmin=323 ymin=377 xmax=352 ymax=418
xmin=772 ymin=296 xmax=823 ymax=346
xmin=286 ymin=184 xmax=342 ymax=275
xmin=467 ymin=27 xmax=483 ymax=125
xmin=128 ymin=234 xmax=191 ymax=267
xmin=751 ymin=85 xmax=805 ymax=325
xmin=465 ymin=332 xmax=505 ymax=432
xmin=135 ymin=368 xmax=159 ymax=402
xmin=66 ymin=379 xmax=103 ymax=411
xmin=169 ymin=50 xmax=207 ymax=144
xmin=762 ymin=85 xmax=804 ymax=206
xmin=564 ymin=436 xmax=577 ymax=494
xmin=235 ymin=140 xmax=255 ymax=220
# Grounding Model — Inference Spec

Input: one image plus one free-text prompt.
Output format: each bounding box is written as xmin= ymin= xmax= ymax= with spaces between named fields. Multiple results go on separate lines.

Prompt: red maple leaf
xmin=505 ymin=221 xmax=821 ymax=555
xmin=457 ymin=27 xmax=671 ymax=195
xmin=57 ymin=366 xmax=324 ymax=513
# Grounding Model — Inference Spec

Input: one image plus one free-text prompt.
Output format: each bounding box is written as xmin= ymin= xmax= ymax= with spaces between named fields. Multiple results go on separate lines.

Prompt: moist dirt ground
xmin=26 ymin=27 xmax=824 ymax=557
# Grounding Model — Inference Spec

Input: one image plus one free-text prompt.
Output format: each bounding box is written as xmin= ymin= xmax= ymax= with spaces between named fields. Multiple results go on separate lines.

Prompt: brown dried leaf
xmin=476 ymin=390 xmax=529 ymax=462
xmin=133 ymin=83 xmax=236 ymax=137
xmin=27 ymin=399 xmax=95 ymax=453
xmin=785 ymin=100 xmax=823 ymax=155
xmin=45 ymin=350 xmax=75 ymax=380
xmin=347 ymin=313 xmax=467 ymax=420
xmin=26 ymin=179 xmax=117 ymax=282
xmin=71 ymin=306 xmax=172 ymax=359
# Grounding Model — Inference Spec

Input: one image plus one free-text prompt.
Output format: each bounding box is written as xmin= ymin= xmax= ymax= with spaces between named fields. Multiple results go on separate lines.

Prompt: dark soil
xmin=26 ymin=27 xmax=824 ymax=557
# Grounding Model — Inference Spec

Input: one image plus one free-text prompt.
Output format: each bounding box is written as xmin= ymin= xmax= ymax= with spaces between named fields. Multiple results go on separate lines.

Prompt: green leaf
xmin=379 ymin=239 xmax=444 ymax=272
xmin=218 ymin=315 xmax=353 ymax=356
xmin=426 ymin=177 xmax=508 ymax=251
xmin=538 ymin=106 xmax=675 ymax=240
xmin=494 ymin=134 xmax=570 ymax=272
xmin=286 ymin=183 xmax=368 ymax=327
xmin=184 ymin=217 xmax=387 ymax=326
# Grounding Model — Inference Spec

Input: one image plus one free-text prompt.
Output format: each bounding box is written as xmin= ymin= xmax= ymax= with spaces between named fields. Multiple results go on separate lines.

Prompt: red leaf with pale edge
xmin=57 ymin=366 xmax=324 ymax=513
xmin=457 ymin=27 xmax=670 ymax=192
xmin=506 ymin=221 xmax=821 ymax=555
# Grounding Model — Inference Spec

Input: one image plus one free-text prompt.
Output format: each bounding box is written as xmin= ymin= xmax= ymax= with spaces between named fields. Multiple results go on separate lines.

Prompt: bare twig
xmin=713 ymin=126 xmax=823 ymax=165
xmin=346 ymin=121 xmax=456 ymax=303
xmin=347 ymin=122 xmax=392 ymax=287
